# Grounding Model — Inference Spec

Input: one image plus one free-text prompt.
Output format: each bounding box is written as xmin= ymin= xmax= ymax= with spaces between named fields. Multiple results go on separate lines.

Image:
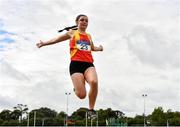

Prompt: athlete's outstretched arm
xmin=36 ymin=32 xmax=72 ymax=48
xmin=89 ymin=35 xmax=103 ymax=52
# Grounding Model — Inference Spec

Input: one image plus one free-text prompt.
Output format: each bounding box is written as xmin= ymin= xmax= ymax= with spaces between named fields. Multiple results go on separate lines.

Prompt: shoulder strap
xmin=73 ymin=30 xmax=80 ymax=42
xmin=70 ymin=30 xmax=79 ymax=58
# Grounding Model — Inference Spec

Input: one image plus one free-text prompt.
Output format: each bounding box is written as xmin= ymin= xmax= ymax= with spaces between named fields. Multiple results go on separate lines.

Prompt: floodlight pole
xmin=142 ymin=94 xmax=147 ymax=127
xmin=65 ymin=92 xmax=71 ymax=127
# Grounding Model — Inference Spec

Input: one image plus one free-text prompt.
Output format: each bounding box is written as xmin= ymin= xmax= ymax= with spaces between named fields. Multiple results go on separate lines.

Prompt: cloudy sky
xmin=0 ymin=0 xmax=180 ymax=117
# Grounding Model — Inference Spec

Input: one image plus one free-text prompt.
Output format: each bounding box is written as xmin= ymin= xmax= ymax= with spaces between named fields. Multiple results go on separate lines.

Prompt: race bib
xmin=77 ymin=40 xmax=91 ymax=51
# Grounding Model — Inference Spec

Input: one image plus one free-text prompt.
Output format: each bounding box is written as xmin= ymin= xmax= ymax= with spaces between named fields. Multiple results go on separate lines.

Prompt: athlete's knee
xmin=89 ymin=80 xmax=98 ymax=94
xmin=76 ymin=91 xmax=86 ymax=99
xmin=89 ymin=79 xmax=98 ymax=87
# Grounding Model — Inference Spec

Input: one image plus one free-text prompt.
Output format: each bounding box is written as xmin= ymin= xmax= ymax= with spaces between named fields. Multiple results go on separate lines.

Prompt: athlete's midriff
xmin=70 ymin=31 xmax=94 ymax=63
xmin=71 ymin=50 xmax=93 ymax=62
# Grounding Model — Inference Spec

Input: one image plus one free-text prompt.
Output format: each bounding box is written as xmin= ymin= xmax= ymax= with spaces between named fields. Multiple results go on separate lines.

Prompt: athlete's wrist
xmin=99 ymin=46 xmax=103 ymax=51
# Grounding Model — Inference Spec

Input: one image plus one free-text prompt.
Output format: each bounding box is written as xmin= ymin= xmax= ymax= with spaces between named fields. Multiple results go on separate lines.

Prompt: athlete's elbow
xmin=91 ymin=48 xmax=95 ymax=51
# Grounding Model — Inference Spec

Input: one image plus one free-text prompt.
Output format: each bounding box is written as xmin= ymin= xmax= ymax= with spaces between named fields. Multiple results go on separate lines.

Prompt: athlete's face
xmin=77 ymin=16 xmax=88 ymax=30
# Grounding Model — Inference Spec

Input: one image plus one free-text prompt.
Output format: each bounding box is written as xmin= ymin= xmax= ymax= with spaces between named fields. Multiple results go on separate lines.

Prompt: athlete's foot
xmin=87 ymin=109 xmax=97 ymax=119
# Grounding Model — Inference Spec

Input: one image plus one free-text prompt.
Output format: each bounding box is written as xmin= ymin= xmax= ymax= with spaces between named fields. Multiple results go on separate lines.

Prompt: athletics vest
xmin=69 ymin=30 xmax=94 ymax=63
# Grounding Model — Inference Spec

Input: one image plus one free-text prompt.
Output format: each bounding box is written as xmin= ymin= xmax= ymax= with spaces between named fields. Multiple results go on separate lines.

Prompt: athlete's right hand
xmin=36 ymin=40 xmax=44 ymax=48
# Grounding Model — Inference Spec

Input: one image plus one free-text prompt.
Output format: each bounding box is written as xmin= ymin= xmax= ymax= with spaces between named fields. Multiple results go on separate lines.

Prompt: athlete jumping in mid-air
xmin=36 ymin=14 xmax=103 ymax=117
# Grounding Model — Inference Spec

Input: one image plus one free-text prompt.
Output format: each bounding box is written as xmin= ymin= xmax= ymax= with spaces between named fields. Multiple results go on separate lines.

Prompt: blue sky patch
xmin=0 ymin=38 xmax=15 ymax=43
xmin=0 ymin=30 xmax=15 ymax=35
xmin=0 ymin=20 xmax=16 ymax=55
xmin=0 ymin=45 xmax=5 ymax=52
xmin=0 ymin=45 xmax=4 ymax=49
xmin=0 ymin=20 xmax=16 ymax=45
xmin=0 ymin=30 xmax=7 ymax=34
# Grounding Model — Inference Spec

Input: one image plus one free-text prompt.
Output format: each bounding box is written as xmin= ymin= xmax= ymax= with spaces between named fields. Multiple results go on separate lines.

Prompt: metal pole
xmin=27 ymin=112 xmax=29 ymax=127
xmin=91 ymin=118 xmax=93 ymax=127
xmin=64 ymin=117 xmax=65 ymax=126
xmin=18 ymin=116 xmax=21 ymax=127
xmin=42 ymin=118 xmax=45 ymax=126
xmin=34 ymin=111 xmax=36 ymax=127
xmin=86 ymin=112 xmax=88 ymax=127
xmin=96 ymin=112 xmax=98 ymax=127
xmin=65 ymin=92 xmax=71 ymax=127
xmin=142 ymin=94 xmax=147 ymax=127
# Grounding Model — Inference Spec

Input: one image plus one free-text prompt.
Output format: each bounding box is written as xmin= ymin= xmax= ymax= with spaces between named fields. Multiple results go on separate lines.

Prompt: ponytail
xmin=58 ymin=25 xmax=77 ymax=32
xmin=58 ymin=14 xmax=87 ymax=33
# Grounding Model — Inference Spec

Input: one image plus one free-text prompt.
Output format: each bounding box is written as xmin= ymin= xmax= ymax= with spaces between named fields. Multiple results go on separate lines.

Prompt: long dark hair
xmin=58 ymin=14 xmax=87 ymax=33
xmin=58 ymin=25 xmax=77 ymax=32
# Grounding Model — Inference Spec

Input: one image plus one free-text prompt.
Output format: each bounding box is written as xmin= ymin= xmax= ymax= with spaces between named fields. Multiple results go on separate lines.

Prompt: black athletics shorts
xmin=69 ymin=61 xmax=95 ymax=75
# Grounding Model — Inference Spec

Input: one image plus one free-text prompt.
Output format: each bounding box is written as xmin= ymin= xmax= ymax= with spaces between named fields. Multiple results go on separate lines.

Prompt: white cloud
xmin=126 ymin=25 xmax=180 ymax=69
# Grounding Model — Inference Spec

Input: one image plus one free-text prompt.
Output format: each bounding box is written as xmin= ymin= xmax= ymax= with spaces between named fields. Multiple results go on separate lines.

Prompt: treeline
xmin=0 ymin=104 xmax=180 ymax=126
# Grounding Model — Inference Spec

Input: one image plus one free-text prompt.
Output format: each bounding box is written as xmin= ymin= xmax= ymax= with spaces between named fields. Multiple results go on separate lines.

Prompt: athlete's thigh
xmin=84 ymin=67 xmax=98 ymax=85
xmin=71 ymin=73 xmax=86 ymax=91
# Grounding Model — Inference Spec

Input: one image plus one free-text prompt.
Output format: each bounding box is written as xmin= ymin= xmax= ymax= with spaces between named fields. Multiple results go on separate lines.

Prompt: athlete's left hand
xmin=99 ymin=45 xmax=103 ymax=51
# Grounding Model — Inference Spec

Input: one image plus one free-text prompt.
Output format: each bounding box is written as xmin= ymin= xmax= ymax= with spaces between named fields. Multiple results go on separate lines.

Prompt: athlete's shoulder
xmin=86 ymin=32 xmax=92 ymax=41
xmin=86 ymin=32 xmax=91 ymax=37
xmin=85 ymin=31 xmax=91 ymax=37
xmin=67 ymin=29 xmax=77 ymax=38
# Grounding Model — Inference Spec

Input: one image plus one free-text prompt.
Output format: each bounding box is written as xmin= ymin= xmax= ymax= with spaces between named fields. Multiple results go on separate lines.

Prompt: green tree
xmin=130 ymin=115 xmax=144 ymax=126
xmin=28 ymin=107 xmax=58 ymax=126
xmin=0 ymin=119 xmax=3 ymax=125
xmin=30 ymin=107 xmax=57 ymax=119
xmin=97 ymin=109 xmax=108 ymax=120
xmin=56 ymin=111 xmax=66 ymax=126
xmin=0 ymin=109 xmax=11 ymax=121
xmin=57 ymin=111 xmax=66 ymax=119
xmin=13 ymin=104 xmax=28 ymax=121
xmin=168 ymin=111 xmax=180 ymax=126
xmin=170 ymin=117 xmax=180 ymax=126
xmin=1 ymin=120 xmax=9 ymax=126
xmin=151 ymin=107 xmax=166 ymax=126
xmin=71 ymin=107 xmax=88 ymax=120
xmin=5 ymin=119 xmax=19 ymax=126
xmin=10 ymin=109 xmax=21 ymax=120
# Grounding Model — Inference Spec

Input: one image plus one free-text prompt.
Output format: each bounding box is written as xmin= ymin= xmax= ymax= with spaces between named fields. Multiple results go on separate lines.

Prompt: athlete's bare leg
xmin=84 ymin=67 xmax=98 ymax=110
xmin=71 ymin=73 xmax=86 ymax=99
